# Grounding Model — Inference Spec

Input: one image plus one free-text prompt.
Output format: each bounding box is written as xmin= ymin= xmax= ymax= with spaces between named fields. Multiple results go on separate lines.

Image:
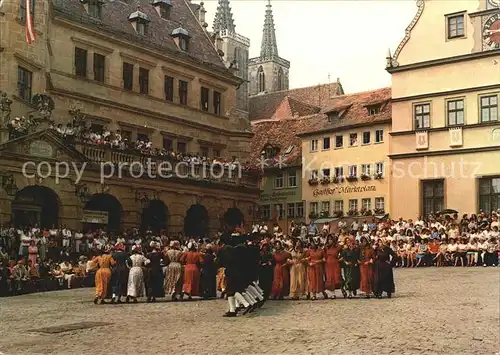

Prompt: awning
xmin=313 ymin=217 xmax=338 ymax=224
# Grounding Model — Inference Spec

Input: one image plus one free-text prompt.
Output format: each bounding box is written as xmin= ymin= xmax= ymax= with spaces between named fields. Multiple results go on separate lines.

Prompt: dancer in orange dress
xmin=306 ymin=239 xmax=326 ymax=300
xmin=270 ymin=241 xmax=290 ymax=300
xmin=359 ymin=237 xmax=375 ymax=298
xmin=324 ymin=235 xmax=345 ymax=299
xmin=180 ymin=242 xmax=202 ymax=299
xmin=93 ymin=247 xmax=115 ymax=304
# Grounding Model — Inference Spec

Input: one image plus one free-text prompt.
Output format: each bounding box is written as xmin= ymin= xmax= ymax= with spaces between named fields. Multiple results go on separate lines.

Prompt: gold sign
xmin=313 ymin=186 xmax=376 ymax=197
xmin=29 ymin=140 xmax=54 ymax=158
xmin=261 ymin=190 xmax=297 ymax=202
xmin=81 ymin=210 xmax=109 ymax=224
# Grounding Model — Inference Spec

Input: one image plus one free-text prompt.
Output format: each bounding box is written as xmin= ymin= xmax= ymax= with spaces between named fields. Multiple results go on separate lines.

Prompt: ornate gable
xmin=0 ymin=129 xmax=88 ymax=162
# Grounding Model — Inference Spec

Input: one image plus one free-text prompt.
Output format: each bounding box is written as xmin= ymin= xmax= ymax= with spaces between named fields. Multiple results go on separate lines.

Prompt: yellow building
xmin=299 ymin=88 xmax=392 ymax=222
xmin=0 ymin=0 xmax=259 ymax=234
xmin=387 ymin=0 xmax=500 ymax=218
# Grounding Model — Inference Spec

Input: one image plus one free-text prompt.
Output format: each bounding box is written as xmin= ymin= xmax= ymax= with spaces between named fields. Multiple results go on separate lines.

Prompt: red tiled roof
xmin=249 ymin=82 xmax=344 ymax=121
xmin=298 ymin=87 xmax=392 ymax=136
xmin=250 ymin=115 xmax=324 ymax=167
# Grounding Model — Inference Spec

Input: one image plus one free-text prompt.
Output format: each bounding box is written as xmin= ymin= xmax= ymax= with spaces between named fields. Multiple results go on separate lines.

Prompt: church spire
xmin=260 ymin=0 xmax=279 ymax=60
xmin=212 ymin=0 xmax=236 ymax=33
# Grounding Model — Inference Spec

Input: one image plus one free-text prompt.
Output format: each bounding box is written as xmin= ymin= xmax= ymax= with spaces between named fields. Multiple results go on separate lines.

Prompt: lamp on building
xmin=134 ymin=190 xmax=150 ymax=208
xmin=0 ymin=171 xmax=18 ymax=196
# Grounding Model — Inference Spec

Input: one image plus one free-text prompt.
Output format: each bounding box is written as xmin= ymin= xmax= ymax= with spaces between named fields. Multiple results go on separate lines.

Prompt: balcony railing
xmin=75 ymin=142 xmax=259 ymax=188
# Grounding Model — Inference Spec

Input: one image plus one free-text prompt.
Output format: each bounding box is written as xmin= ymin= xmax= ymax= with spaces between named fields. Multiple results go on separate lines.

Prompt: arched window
xmin=233 ymin=47 xmax=241 ymax=69
xmin=258 ymin=66 xmax=265 ymax=93
xmin=277 ymin=67 xmax=284 ymax=91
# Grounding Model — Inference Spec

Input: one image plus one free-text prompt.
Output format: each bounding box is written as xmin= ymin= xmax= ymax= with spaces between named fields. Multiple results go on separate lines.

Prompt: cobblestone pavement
xmin=1 ymin=268 xmax=499 ymax=355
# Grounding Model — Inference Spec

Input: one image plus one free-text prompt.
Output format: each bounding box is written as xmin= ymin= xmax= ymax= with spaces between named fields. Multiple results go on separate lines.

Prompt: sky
xmin=203 ymin=0 xmax=418 ymax=94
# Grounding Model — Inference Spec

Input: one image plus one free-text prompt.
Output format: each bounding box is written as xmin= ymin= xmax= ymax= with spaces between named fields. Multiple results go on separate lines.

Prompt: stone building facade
xmin=0 ymin=0 xmax=260 ymax=234
xmin=248 ymin=0 xmax=290 ymax=96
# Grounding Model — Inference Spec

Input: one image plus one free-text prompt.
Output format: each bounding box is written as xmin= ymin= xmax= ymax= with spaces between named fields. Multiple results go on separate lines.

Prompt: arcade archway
xmin=141 ymin=199 xmax=168 ymax=232
xmin=11 ymin=186 xmax=60 ymax=228
xmin=222 ymin=207 xmax=244 ymax=229
xmin=84 ymin=193 xmax=122 ymax=231
xmin=184 ymin=204 xmax=209 ymax=238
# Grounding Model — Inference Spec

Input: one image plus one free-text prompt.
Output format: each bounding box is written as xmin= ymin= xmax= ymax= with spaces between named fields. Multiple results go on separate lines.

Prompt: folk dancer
xmin=93 ymin=246 xmax=115 ymax=304
xmin=126 ymin=246 xmax=150 ymax=303
xmin=111 ymin=242 xmax=129 ymax=304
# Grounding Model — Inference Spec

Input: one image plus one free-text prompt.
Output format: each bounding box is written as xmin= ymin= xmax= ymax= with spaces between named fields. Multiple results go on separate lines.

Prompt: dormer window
xmin=80 ymin=0 xmax=103 ymax=19
xmin=327 ymin=111 xmax=339 ymax=122
xmin=152 ymin=0 xmax=172 ymax=20
xmin=171 ymin=27 xmax=191 ymax=52
xmin=284 ymin=145 xmax=294 ymax=155
xmin=367 ymin=104 xmax=381 ymax=116
xmin=261 ymin=144 xmax=279 ymax=159
xmin=325 ymin=104 xmax=351 ymax=122
xmin=128 ymin=7 xmax=151 ymax=36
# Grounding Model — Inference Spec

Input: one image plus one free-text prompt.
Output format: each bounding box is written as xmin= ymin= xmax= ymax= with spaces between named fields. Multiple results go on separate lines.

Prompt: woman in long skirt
xmin=200 ymin=244 xmax=217 ymax=299
xmin=111 ymin=243 xmax=129 ymax=304
xmin=270 ymin=241 xmax=290 ymax=300
xmin=146 ymin=243 xmax=165 ymax=302
xmin=164 ymin=241 xmax=183 ymax=301
xmin=358 ymin=237 xmax=375 ymax=298
xmin=341 ymin=238 xmax=360 ymax=299
xmin=288 ymin=239 xmax=307 ymax=300
xmin=306 ymin=241 xmax=325 ymax=300
xmin=93 ymin=247 xmax=115 ymax=304
xmin=373 ymin=240 xmax=396 ymax=298
xmin=180 ymin=242 xmax=202 ymax=299
xmin=259 ymin=241 xmax=274 ymax=300
xmin=126 ymin=246 xmax=150 ymax=303
xmin=324 ymin=235 xmax=345 ymax=298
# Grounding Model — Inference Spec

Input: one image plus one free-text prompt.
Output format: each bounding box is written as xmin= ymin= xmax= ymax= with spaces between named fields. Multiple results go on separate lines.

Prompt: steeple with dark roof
xmin=260 ymin=0 xmax=279 ymax=60
xmin=212 ymin=0 xmax=236 ymax=33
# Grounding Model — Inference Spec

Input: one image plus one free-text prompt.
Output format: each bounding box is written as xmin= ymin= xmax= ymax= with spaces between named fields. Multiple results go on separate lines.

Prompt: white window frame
xmin=288 ymin=170 xmax=297 ymax=187
xmin=375 ymin=162 xmax=384 ymax=176
xmin=375 ymin=197 xmax=385 ymax=210
xmin=349 ymin=133 xmax=358 ymax=147
xmin=348 ymin=199 xmax=358 ymax=211
xmin=310 ymin=139 xmax=318 ymax=152
xmin=348 ymin=165 xmax=358 ymax=177
xmin=323 ymin=137 xmax=331 ymax=150
xmin=362 ymin=131 xmax=371 ymax=145
xmin=310 ymin=202 xmax=319 ymax=214
xmin=361 ymin=164 xmax=371 ymax=176
xmin=375 ymin=129 xmax=384 ymax=143
xmin=275 ymin=171 xmax=284 ymax=189
xmin=334 ymin=200 xmax=344 ymax=212
xmin=362 ymin=198 xmax=371 ymax=210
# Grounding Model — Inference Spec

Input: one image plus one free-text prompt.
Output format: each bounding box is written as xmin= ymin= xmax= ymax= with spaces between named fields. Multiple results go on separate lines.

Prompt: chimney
xmin=198 ymin=2 xmax=208 ymax=29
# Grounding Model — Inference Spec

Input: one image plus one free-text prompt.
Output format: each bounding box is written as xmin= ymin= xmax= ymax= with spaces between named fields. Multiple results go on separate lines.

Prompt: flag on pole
xmin=25 ymin=0 xmax=36 ymax=44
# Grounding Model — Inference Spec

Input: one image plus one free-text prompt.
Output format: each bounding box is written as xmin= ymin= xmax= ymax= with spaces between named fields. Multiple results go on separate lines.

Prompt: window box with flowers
xmin=320 ymin=210 xmax=329 ymax=217
xmin=308 ymin=178 xmax=319 ymax=186
xmin=374 ymin=208 xmax=385 ymax=215
xmin=320 ymin=177 xmax=331 ymax=185
xmin=346 ymin=175 xmax=358 ymax=182
xmin=360 ymin=208 xmax=372 ymax=216
xmin=333 ymin=210 xmax=343 ymax=218
xmin=309 ymin=211 xmax=318 ymax=219
xmin=374 ymin=172 xmax=383 ymax=180
xmin=332 ymin=176 xmax=344 ymax=184
xmin=360 ymin=174 xmax=371 ymax=181
xmin=347 ymin=209 xmax=358 ymax=216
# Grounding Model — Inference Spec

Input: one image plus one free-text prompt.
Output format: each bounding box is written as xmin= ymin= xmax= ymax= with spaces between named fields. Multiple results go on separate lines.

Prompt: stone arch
xmin=141 ymin=199 xmax=168 ymax=232
xmin=222 ymin=207 xmax=244 ymax=229
xmin=184 ymin=204 xmax=209 ymax=238
xmin=84 ymin=193 xmax=123 ymax=231
xmin=258 ymin=66 xmax=265 ymax=93
xmin=11 ymin=185 xmax=61 ymax=228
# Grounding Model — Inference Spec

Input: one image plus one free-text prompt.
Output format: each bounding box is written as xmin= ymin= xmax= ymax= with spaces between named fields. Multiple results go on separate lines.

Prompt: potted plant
xmin=374 ymin=208 xmax=385 ymax=215
xmin=308 ymin=178 xmax=319 ymax=186
xmin=332 ymin=175 xmax=344 ymax=184
xmin=360 ymin=208 xmax=372 ymax=216
xmin=347 ymin=209 xmax=358 ymax=216
xmin=374 ymin=172 xmax=383 ymax=180
xmin=320 ymin=176 xmax=330 ymax=185
xmin=320 ymin=210 xmax=329 ymax=217
xmin=346 ymin=175 xmax=358 ymax=182
xmin=361 ymin=173 xmax=371 ymax=181
xmin=309 ymin=211 xmax=318 ymax=219
xmin=333 ymin=210 xmax=343 ymax=218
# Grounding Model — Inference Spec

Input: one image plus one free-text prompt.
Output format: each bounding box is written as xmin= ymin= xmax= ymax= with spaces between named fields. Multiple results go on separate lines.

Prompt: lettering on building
xmin=312 ymin=185 xmax=376 ymax=197
xmin=261 ymin=190 xmax=297 ymax=202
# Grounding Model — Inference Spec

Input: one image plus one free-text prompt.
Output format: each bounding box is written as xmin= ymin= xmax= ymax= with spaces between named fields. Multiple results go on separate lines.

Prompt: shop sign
xmin=261 ymin=190 xmax=297 ymax=202
xmin=313 ymin=185 xmax=376 ymax=197
xmin=81 ymin=210 xmax=108 ymax=224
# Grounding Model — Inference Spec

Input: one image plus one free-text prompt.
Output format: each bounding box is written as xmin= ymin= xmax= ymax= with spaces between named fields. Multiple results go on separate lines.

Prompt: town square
xmin=0 ymin=0 xmax=499 ymax=354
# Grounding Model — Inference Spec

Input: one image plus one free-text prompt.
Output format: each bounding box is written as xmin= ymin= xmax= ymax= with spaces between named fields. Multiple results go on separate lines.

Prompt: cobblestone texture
xmin=0 ymin=268 xmax=499 ymax=355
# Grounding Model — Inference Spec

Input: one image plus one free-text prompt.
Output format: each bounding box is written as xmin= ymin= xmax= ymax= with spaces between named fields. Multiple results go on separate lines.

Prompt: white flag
xmin=0 ymin=0 xmax=4 ymax=10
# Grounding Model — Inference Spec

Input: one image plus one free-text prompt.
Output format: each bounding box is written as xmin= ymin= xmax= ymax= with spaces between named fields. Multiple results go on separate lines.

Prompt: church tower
xmin=248 ymin=0 xmax=290 ymax=96
xmin=212 ymin=0 xmax=250 ymax=113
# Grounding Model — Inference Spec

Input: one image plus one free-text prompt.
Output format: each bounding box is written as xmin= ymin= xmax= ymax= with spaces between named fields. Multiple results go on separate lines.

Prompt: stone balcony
xmin=74 ymin=142 xmax=260 ymax=189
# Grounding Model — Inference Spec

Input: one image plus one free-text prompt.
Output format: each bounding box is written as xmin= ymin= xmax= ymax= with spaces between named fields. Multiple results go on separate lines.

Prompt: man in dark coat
xmin=110 ymin=243 xmax=130 ymax=304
